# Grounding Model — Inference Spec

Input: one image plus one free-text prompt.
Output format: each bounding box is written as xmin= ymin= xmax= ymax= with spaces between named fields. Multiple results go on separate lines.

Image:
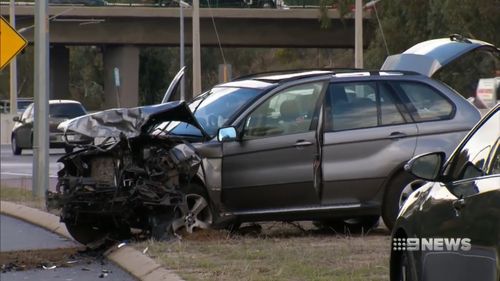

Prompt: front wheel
xmin=171 ymin=183 xmax=214 ymax=234
xmin=65 ymin=222 xmax=108 ymax=246
xmin=391 ymin=249 xmax=418 ymax=281
xmin=382 ymin=172 xmax=415 ymax=230
xmin=11 ymin=135 xmax=22 ymax=155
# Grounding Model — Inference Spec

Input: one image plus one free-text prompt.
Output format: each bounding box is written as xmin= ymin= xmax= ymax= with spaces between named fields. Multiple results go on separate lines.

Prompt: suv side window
xmin=394 ymin=82 xmax=454 ymax=122
xmin=243 ymin=82 xmax=323 ymax=139
xmin=445 ymin=109 xmax=499 ymax=181
xmin=326 ymin=82 xmax=405 ymax=131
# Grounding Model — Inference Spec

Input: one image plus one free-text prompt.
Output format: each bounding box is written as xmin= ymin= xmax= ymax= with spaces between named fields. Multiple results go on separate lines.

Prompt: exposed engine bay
xmin=48 ymin=136 xmax=202 ymax=245
xmin=47 ymin=101 xmax=210 ymax=246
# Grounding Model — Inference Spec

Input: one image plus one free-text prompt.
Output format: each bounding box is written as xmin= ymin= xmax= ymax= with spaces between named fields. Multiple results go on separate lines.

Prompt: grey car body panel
xmin=222 ymin=131 xmax=319 ymax=210
xmin=221 ymin=77 xmax=328 ymax=211
xmin=381 ymin=37 xmax=498 ymax=76
xmin=322 ymin=123 xmax=418 ymax=204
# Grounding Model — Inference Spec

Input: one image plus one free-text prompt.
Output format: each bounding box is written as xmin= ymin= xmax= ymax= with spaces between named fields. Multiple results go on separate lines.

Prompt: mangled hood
xmin=58 ymin=101 xmax=208 ymax=139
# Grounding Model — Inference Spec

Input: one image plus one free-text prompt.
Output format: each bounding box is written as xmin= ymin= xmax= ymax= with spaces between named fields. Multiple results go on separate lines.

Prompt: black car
xmin=11 ymin=100 xmax=91 ymax=155
xmin=390 ymin=104 xmax=499 ymax=281
xmin=49 ymin=0 xmax=107 ymax=6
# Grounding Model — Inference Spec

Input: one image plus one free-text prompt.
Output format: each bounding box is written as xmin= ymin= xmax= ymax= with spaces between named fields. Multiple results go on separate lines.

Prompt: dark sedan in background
xmin=11 ymin=100 xmax=90 ymax=155
xmin=391 ymin=104 xmax=500 ymax=281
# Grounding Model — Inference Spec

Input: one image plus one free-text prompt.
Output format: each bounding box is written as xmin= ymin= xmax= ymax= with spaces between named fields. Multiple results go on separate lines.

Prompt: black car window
xmin=325 ymin=82 xmax=404 ymax=131
xmin=489 ymin=143 xmax=500 ymax=175
xmin=49 ymin=103 xmax=87 ymax=119
xmin=243 ymin=82 xmax=322 ymax=139
xmin=446 ymin=109 xmax=500 ymax=181
xmin=394 ymin=82 xmax=453 ymax=122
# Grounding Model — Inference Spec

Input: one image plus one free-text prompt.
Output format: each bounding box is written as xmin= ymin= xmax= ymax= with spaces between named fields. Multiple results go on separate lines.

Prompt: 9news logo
xmin=393 ymin=237 xmax=471 ymax=251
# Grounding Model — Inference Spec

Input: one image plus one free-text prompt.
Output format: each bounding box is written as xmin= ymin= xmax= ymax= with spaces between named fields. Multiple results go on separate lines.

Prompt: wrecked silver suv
xmin=50 ymin=36 xmax=497 ymax=246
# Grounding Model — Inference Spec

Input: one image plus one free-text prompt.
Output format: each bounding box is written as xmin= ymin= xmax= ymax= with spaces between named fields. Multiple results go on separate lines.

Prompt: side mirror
xmin=12 ymin=116 xmax=21 ymax=122
xmin=404 ymin=152 xmax=446 ymax=181
xmin=217 ymin=127 xmax=238 ymax=142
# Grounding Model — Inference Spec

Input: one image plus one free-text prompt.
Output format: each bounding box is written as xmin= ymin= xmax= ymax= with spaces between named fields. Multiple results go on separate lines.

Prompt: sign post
xmin=113 ymin=67 xmax=121 ymax=107
xmin=33 ymin=0 xmax=49 ymax=199
xmin=9 ymin=1 xmax=18 ymax=115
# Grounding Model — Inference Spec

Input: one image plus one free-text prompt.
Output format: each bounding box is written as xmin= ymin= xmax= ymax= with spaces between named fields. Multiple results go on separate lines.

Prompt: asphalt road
xmin=0 ymin=144 xmax=62 ymax=190
xmin=0 ymin=215 xmax=77 ymax=251
xmin=0 ymin=215 xmax=137 ymax=281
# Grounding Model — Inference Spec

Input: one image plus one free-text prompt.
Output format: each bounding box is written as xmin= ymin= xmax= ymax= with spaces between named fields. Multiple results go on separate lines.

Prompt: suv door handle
xmin=387 ymin=132 xmax=407 ymax=139
xmin=295 ymin=140 xmax=313 ymax=147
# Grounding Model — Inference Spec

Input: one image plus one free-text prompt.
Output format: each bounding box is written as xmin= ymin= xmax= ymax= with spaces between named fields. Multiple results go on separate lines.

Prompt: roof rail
xmin=233 ymin=67 xmax=361 ymax=81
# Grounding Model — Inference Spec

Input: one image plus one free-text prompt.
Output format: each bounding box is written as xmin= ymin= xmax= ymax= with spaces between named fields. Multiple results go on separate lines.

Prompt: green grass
xmin=135 ymin=223 xmax=390 ymax=281
xmin=0 ymin=186 xmax=46 ymax=210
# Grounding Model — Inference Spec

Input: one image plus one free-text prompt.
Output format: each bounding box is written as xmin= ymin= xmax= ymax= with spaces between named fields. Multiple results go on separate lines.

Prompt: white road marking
xmin=1 ymin=172 xmax=57 ymax=178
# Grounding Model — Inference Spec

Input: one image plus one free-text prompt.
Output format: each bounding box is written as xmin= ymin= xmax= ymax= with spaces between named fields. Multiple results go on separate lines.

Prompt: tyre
xmin=315 ymin=215 xmax=380 ymax=234
xmin=65 ymin=217 xmax=130 ymax=246
xmin=64 ymin=146 xmax=74 ymax=153
xmin=65 ymin=222 xmax=108 ymax=245
xmin=382 ymin=172 xmax=415 ymax=230
xmin=11 ymin=135 xmax=22 ymax=155
xmin=171 ymin=182 xmax=214 ymax=234
xmin=391 ymin=248 xmax=418 ymax=281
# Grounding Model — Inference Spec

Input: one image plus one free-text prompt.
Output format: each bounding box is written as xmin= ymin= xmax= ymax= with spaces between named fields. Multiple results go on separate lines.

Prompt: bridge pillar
xmin=103 ymin=45 xmax=139 ymax=109
xmin=50 ymin=45 xmax=70 ymax=100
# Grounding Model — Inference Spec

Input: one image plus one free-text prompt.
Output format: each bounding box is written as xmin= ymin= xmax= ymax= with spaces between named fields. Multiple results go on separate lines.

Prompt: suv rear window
xmin=49 ymin=103 xmax=87 ymax=119
xmin=394 ymin=82 xmax=454 ymax=122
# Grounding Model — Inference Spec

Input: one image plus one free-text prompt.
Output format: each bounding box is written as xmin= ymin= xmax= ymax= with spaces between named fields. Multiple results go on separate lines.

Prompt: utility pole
xmin=354 ymin=0 xmax=363 ymax=68
xmin=180 ymin=2 xmax=185 ymax=100
xmin=33 ymin=0 xmax=49 ymax=199
xmin=192 ymin=0 xmax=201 ymax=96
xmin=9 ymin=0 xmax=17 ymax=115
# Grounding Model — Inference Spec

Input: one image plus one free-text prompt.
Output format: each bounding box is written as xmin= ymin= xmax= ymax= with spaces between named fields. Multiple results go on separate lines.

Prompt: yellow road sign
xmin=0 ymin=16 xmax=28 ymax=70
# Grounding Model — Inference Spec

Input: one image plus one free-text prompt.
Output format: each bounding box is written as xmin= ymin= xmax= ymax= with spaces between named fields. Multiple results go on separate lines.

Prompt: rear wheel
xmin=11 ymin=135 xmax=22 ymax=155
xmin=382 ymin=172 xmax=415 ymax=230
xmin=315 ymin=215 xmax=380 ymax=234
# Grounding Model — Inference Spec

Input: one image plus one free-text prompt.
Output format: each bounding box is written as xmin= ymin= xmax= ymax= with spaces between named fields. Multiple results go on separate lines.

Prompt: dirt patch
xmin=0 ymin=247 xmax=95 ymax=272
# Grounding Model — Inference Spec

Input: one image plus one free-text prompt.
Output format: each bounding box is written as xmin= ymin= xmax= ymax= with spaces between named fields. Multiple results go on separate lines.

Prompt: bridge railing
xmin=4 ymin=0 xmax=336 ymax=9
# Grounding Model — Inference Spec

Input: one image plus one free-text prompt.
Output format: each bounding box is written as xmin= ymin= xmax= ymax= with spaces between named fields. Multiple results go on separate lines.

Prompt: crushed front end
xmin=47 ymin=102 xmax=206 ymax=246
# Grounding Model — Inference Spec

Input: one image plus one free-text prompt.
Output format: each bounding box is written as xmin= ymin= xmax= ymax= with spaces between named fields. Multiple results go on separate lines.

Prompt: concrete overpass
xmin=1 ymin=5 xmax=372 ymax=107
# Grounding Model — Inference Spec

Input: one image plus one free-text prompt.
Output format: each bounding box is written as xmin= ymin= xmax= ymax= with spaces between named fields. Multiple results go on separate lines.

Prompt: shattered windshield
xmin=164 ymin=87 xmax=261 ymax=137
